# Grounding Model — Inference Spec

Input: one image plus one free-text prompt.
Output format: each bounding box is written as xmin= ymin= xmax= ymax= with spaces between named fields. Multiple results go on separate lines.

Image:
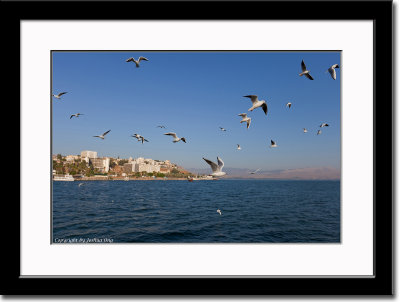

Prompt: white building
xmin=89 ymin=157 xmax=110 ymax=173
xmin=66 ymin=155 xmax=80 ymax=162
xmin=81 ymin=150 xmax=97 ymax=158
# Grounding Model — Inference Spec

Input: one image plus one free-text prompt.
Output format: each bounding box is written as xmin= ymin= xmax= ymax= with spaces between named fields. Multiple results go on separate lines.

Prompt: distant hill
xmin=187 ymin=166 xmax=340 ymax=180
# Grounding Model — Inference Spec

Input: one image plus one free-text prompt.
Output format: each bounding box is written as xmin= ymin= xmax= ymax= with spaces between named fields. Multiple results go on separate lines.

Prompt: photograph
xmin=52 ymin=51 xmax=341 ymax=243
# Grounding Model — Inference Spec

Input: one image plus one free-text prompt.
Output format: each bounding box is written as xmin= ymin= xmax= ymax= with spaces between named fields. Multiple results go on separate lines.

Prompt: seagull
xmin=327 ymin=64 xmax=340 ymax=80
xmin=270 ymin=140 xmax=278 ymax=148
xmin=243 ymin=95 xmax=268 ymax=115
xmin=249 ymin=168 xmax=260 ymax=174
xmin=132 ymin=134 xmax=149 ymax=144
xmin=157 ymin=125 xmax=166 ymax=129
xmin=126 ymin=56 xmax=149 ymax=68
xmin=303 ymin=128 xmax=308 ymax=133
xmin=70 ymin=113 xmax=84 ymax=119
xmin=320 ymin=123 xmax=329 ymax=128
xmin=286 ymin=102 xmax=292 ymax=109
xmin=238 ymin=113 xmax=251 ymax=129
xmin=237 ymin=144 xmax=241 ymax=150
xmin=78 ymin=183 xmax=84 ymax=187
xmin=164 ymin=132 xmax=186 ymax=143
xmin=93 ymin=130 xmax=111 ymax=140
xmin=52 ymin=92 xmax=67 ymax=99
xmin=203 ymin=156 xmax=226 ymax=177
xmin=219 ymin=127 xmax=227 ymax=132
xmin=217 ymin=209 xmax=222 ymax=215
xmin=317 ymin=130 xmax=322 ymax=135
xmin=299 ymin=60 xmax=314 ymax=80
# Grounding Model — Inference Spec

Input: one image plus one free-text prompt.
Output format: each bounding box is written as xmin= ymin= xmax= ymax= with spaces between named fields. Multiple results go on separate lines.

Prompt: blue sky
xmin=52 ymin=51 xmax=340 ymax=170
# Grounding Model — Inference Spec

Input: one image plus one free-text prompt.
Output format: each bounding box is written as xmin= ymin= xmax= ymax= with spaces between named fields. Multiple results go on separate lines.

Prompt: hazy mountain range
xmin=187 ymin=166 xmax=340 ymax=180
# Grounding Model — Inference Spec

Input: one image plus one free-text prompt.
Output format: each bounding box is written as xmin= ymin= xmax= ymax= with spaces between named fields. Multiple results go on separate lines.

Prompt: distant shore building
xmin=66 ymin=155 xmax=80 ymax=162
xmin=89 ymin=157 xmax=110 ymax=173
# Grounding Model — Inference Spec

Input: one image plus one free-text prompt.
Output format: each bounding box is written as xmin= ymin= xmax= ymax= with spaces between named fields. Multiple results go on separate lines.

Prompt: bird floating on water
xmin=78 ymin=183 xmax=84 ymax=187
xmin=70 ymin=113 xmax=84 ymax=119
xmin=52 ymin=92 xmax=67 ymax=99
xmin=238 ymin=113 xmax=251 ymax=129
xmin=243 ymin=95 xmax=268 ymax=115
xmin=164 ymin=132 xmax=186 ymax=143
xmin=320 ymin=123 xmax=329 ymax=128
xmin=237 ymin=144 xmax=241 ymax=150
xmin=203 ymin=156 xmax=226 ymax=177
xmin=93 ymin=130 xmax=111 ymax=140
xmin=299 ymin=60 xmax=314 ymax=80
xmin=126 ymin=56 xmax=149 ymax=68
xmin=132 ymin=134 xmax=149 ymax=144
xmin=217 ymin=209 xmax=222 ymax=215
xmin=286 ymin=102 xmax=292 ymax=109
xmin=327 ymin=64 xmax=339 ymax=80
xmin=270 ymin=140 xmax=278 ymax=148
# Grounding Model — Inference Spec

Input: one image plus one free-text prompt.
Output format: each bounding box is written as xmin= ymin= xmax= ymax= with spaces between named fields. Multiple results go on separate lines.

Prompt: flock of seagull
xmin=53 ymin=56 xmax=339 ymax=211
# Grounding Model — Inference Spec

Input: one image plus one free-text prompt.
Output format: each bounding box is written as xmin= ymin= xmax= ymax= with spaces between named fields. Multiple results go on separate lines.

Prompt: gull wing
xmin=70 ymin=115 xmax=75 ymax=119
xmin=238 ymin=113 xmax=247 ymax=118
xmin=138 ymin=56 xmax=149 ymax=62
xmin=332 ymin=64 xmax=339 ymax=69
xmin=164 ymin=132 xmax=178 ymax=139
xmin=126 ymin=57 xmax=135 ymax=62
xmin=261 ymin=102 xmax=268 ymax=115
xmin=247 ymin=119 xmax=251 ymax=129
xmin=243 ymin=95 xmax=258 ymax=104
xmin=271 ymin=140 xmax=275 ymax=145
xmin=181 ymin=137 xmax=186 ymax=143
xmin=217 ymin=157 xmax=224 ymax=170
xmin=305 ymin=73 xmax=314 ymax=80
xmin=58 ymin=92 xmax=67 ymax=96
xmin=301 ymin=60 xmax=307 ymax=72
xmin=328 ymin=68 xmax=336 ymax=80
xmin=102 ymin=130 xmax=111 ymax=136
xmin=203 ymin=158 xmax=218 ymax=172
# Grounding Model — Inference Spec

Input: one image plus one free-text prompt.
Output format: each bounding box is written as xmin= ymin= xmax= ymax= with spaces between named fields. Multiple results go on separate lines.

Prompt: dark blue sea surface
xmin=52 ymin=180 xmax=340 ymax=243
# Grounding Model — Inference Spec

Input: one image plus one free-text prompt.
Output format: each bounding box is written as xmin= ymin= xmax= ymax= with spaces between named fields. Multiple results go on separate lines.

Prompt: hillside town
xmin=52 ymin=150 xmax=199 ymax=180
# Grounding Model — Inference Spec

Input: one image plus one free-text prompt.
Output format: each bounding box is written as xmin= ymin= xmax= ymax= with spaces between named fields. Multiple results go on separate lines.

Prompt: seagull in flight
xmin=317 ymin=130 xmax=322 ymax=135
xmin=78 ymin=183 xmax=84 ymax=187
xmin=303 ymin=128 xmax=308 ymax=133
xmin=52 ymin=92 xmax=67 ymax=99
xmin=157 ymin=125 xmax=166 ymax=129
xmin=320 ymin=123 xmax=329 ymax=128
xmin=238 ymin=113 xmax=251 ymax=129
xmin=286 ymin=102 xmax=292 ymax=109
xmin=70 ymin=113 xmax=84 ymax=119
xmin=219 ymin=127 xmax=227 ymax=132
xmin=327 ymin=64 xmax=340 ymax=80
xmin=203 ymin=156 xmax=226 ymax=177
xmin=126 ymin=56 xmax=149 ymax=68
xmin=217 ymin=209 xmax=222 ymax=215
xmin=164 ymin=132 xmax=186 ymax=143
xmin=132 ymin=134 xmax=149 ymax=144
xmin=243 ymin=95 xmax=268 ymax=115
xmin=299 ymin=60 xmax=314 ymax=80
xmin=93 ymin=130 xmax=111 ymax=140
xmin=249 ymin=168 xmax=260 ymax=174
xmin=237 ymin=144 xmax=241 ymax=150
xmin=270 ymin=140 xmax=278 ymax=148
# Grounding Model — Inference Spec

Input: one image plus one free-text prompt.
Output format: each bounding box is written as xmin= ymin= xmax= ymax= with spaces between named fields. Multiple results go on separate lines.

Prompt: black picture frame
xmin=3 ymin=0 xmax=393 ymax=295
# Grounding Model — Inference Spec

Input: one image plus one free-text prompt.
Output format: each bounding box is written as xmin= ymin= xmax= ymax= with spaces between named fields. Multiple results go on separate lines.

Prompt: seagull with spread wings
xmin=299 ymin=60 xmax=314 ymax=80
xmin=202 ymin=156 xmax=226 ymax=177
xmin=238 ymin=113 xmax=251 ymax=129
xmin=164 ymin=132 xmax=186 ymax=143
xmin=132 ymin=134 xmax=149 ymax=144
xmin=243 ymin=95 xmax=268 ymax=115
xmin=52 ymin=92 xmax=67 ymax=99
xmin=286 ymin=102 xmax=292 ymax=109
xmin=327 ymin=64 xmax=340 ymax=80
xmin=126 ymin=56 xmax=149 ymax=68
xmin=93 ymin=130 xmax=111 ymax=140
xmin=70 ymin=113 xmax=84 ymax=119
